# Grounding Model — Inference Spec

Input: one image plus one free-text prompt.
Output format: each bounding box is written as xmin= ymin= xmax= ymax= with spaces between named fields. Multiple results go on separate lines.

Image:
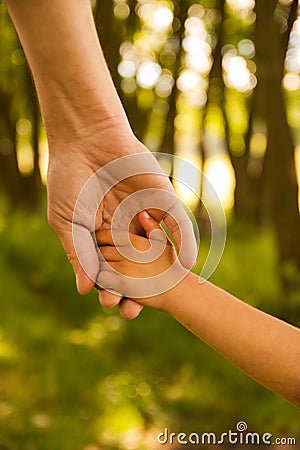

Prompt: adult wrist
xmin=45 ymin=110 xmax=139 ymax=167
xmin=37 ymin=77 xmax=129 ymax=146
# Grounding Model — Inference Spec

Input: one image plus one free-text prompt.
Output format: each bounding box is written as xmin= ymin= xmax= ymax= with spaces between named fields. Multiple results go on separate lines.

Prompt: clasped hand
xmin=47 ymin=123 xmax=196 ymax=319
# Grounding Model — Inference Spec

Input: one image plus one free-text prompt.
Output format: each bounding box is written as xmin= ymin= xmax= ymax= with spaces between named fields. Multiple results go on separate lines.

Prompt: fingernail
xmin=144 ymin=211 xmax=150 ymax=219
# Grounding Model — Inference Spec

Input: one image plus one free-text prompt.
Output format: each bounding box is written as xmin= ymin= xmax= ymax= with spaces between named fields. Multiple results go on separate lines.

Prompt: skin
xmin=97 ymin=211 xmax=300 ymax=408
xmin=4 ymin=0 xmax=196 ymax=319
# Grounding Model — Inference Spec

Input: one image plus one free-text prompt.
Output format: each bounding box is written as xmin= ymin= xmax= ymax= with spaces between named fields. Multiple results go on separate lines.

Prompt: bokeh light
xmin=136 ymin=61 xmax=162 ymax=88
xmin=204 ymin=156 xmax=235 ymax=209
xmin=223 ymin=54 xmax=257 ymax=93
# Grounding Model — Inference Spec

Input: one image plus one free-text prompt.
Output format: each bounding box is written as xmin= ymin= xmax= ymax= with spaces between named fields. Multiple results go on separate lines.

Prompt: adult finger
xmin=98 ymin=289 xmax=122 ymax=308
xmin=97 ymin=267 xmax=143 ymax=319
xmin=96 ymin=229 xmax=145 ymax=317
xmin=58 ymin=225 xmax=96 ymax=295
xmin=97 ymin=268 xmax=124 ymax=294
xmin=55 ymin=222 xmax=124 ymax=309
xmin=135 ymin=188 xmax=197 ymax=269
xmin=163 ymin=208 xmax=197 ymax=269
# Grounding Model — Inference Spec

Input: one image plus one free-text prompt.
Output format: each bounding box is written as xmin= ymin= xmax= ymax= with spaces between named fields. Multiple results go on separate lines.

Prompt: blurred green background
xmin=0 ymin=0 xmax=300 ymax=449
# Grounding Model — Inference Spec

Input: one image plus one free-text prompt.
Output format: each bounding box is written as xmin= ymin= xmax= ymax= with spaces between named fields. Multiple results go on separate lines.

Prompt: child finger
xmin=96 ymin=228 xmax=146 ymax=249
xmin=138 ymin=211 xmax=162 ymax=238
xmin=98 ymin=245 xmax=123 ymax=262
xmin=96 ymin=229 xmax=132 ymax=246
xmin=163 ymin=212 xmax=197 ymax=268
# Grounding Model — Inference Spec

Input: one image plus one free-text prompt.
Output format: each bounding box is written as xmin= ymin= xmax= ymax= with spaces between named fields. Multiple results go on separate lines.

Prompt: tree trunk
xmin=255 ymin=0 xmax=300 ymax=297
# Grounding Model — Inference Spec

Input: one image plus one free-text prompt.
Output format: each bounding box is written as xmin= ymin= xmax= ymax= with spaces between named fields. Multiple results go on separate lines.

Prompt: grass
xmin=0 ymin=211 xmax=299 ymax=450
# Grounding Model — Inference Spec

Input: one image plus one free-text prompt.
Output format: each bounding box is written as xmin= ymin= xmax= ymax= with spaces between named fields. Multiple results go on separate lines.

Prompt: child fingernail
xmin=144 ymin=211 xmax=150 ymax=219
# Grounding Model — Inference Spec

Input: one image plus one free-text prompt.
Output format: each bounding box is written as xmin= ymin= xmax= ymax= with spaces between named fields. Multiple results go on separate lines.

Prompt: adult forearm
xmin=4 ymin=0 xmax=128 ymax=144
xmin=169 ymin=274 xmax=300 ymax=407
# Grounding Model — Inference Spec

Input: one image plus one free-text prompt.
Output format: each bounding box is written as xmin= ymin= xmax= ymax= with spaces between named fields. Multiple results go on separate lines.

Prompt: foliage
xmin=0 ymin=212 xmax=299 ymax=450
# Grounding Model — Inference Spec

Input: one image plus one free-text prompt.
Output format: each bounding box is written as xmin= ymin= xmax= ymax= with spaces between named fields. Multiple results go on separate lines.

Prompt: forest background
xmin=0 ymin=0 xmax=300 ymax=449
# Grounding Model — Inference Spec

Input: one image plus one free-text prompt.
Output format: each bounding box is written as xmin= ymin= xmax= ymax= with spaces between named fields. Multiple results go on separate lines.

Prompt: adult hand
xmin=5 ymin=0 xmax=197 ymax=319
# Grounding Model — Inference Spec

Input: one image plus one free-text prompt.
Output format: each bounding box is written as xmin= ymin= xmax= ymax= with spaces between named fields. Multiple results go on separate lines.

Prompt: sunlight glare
xmin=138 ymin=2 xmax=173 ymax=33
xmin=177 ymin=69 xmax=201 ymax=92
xmin=155 ymin=72 xmax=174 ymax=97
xmin=118 ymin=60 xmax=137 ymax=78
xmin=173 ymin=158 xmax=201 ymax=209
xmin=185 ymin=17 xmax=206 ymax=38
xmin=121 ymin=78 xmax=137 ymax=94
xmin=282 ymin=72 xmax=300 ymax=91
xmin=16 ymin=118 xmax=31 ymax=136
xmin=39 ymin=137 xmax=49 ymax=185
xmin=153 ymin=7 xmax=173 ymax=32
xmin=182 ymin=35 xmax=204 ymax=53
xmin=188 ymin=4 xmax=205 ymax=19
xmin=286 ymin=19 xmax=300 ymax=72
xmin=136 ymin=61 xmax=161 ymax=88
xmin=250 ymin=133 xmax=267 ymax=158
xmin=226 ymin=0 xmax=255 ymax=10
xmin=285 ymin=53 xmax=300 ymax=72
xmin=238 ymin=39 xmax=255 ymax=59
xmin=204 ymin=156 xmax=235 ymax=209
xmin=223 ymin=54 xmax=256 ymax=92
xmin=119 ymin=41 xmax=138 ymax=61
xmin=138 ymin=2 xmax=156 ymax=22
xmin=186 ymin=50 xmax=212 ymax=74
xmin=17 ymin=144 xmax=34 ymax=176
xmin=114 ymin=2 xmax=130 ymax=20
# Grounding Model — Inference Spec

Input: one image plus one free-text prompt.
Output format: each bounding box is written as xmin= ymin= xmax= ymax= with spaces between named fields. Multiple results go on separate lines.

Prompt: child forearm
xmin=96 ymin=213 xmax=300 ymax=404
xmin=166 ymin=273 xmax=300 ymax=407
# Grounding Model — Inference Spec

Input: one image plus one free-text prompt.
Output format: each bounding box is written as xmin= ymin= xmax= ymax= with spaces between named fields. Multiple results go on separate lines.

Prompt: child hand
xmin=96 ymin=211 xmax=188 ymax=311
